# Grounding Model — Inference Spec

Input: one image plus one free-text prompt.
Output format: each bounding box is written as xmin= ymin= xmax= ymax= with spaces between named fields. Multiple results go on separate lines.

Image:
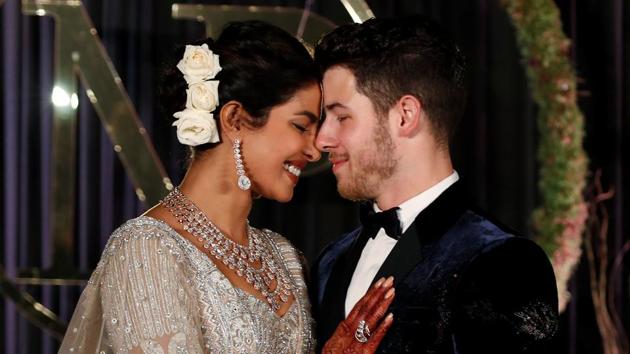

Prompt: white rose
xmin=172 ymin=109 xmax=220 ymax=146
xmin=186 ymin=80 xmax=220 ymax=112
xmin=176 ymin=44 xmax=222 ymax=84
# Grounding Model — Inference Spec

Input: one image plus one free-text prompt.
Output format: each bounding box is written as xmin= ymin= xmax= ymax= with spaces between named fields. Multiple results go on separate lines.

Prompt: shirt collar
xmin=374 ymin=171 xmax=460 ymax=233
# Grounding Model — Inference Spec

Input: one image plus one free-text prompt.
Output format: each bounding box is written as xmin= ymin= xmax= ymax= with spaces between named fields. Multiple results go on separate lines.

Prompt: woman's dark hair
xmin=161 ymin=21 xmax=319 ymax=154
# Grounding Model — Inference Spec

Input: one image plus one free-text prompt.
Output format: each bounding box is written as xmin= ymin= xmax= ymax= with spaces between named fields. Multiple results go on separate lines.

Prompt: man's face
xmin=315 ymin=66 xmax=397 ymax=201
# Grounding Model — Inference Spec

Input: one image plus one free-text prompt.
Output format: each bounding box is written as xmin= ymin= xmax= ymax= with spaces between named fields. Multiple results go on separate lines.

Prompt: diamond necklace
xmin=162 ymin=188 xmax=294 ymax=311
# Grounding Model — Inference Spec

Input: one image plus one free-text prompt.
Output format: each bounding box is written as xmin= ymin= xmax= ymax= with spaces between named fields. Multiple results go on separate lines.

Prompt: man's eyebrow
xmin=324 ymin=102 xmax=348 ymax=111
xmin=295 ymin=110 xmax=319 ymax=123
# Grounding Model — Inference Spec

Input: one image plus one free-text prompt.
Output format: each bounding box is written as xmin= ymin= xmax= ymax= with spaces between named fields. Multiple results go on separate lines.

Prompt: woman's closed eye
xmin=292 ymin=122 xmax=311 ymax=134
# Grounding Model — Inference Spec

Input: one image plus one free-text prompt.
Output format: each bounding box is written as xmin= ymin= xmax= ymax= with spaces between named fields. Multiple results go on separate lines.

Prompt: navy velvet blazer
xmin=311 ymin=182 xmax=559 ymax=353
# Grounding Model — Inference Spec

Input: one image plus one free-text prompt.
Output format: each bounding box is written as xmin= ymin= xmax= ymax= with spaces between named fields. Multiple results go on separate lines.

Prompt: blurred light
xmin=86 ymin=89 xmax=97 ymax=103
xmin=35 ymin=9 xmax=46 ymax=16
xmin=51 ymin=86 xmax=71 ymax=107
xmin=70 ymin=93 xmax=79 ymax=109
xmin=163 ymin=177 xmax=174 ymax=190
xmin=135 ymin=188 xmax=146 ymax=202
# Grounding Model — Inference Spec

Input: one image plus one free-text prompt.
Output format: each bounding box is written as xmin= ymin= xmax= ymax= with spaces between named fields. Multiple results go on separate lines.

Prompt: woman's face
xmin=241 ymin=83 xmax=321 ymax=202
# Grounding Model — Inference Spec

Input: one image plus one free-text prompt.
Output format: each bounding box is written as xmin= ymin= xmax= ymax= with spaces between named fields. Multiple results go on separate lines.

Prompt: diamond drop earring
xmin=233 ymin=138 xmax=251 ymax=191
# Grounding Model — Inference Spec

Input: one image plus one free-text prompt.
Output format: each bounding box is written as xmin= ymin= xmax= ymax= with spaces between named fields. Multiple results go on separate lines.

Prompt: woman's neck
xmin=178 ymin=149 xmax=253 ymax=245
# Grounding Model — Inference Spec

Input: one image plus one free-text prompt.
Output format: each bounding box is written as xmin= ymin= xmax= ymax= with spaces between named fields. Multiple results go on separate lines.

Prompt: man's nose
xmin=303 ymin=135 xmax=321 ymax=162
xmin=315 ymin=118 xmax=337 ymax=152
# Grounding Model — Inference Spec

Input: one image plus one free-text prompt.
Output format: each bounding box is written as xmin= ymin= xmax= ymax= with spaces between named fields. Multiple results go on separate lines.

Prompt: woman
xmin=59 ymin=21 xmax=393 ymax=353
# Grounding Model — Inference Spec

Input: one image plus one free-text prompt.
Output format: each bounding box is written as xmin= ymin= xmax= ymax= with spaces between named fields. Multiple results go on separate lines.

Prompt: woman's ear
xmin=219 ymin=101 xmax=248 ymax=139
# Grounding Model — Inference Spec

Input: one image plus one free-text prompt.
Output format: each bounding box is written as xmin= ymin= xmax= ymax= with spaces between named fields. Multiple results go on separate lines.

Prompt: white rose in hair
xmin=177 ymin=44 xmax=222 ymax=84
xmin=186 ymin=80 xmax=220 ymax=112
xmin=172 ymin=109 xmax=220 ymax=146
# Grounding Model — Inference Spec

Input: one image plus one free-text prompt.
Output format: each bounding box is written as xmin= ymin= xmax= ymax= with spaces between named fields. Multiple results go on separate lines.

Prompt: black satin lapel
xmin=319 ymin=228 xmax=371 ymax=339
xmin=323 ymin=228 xmax=370 ymax=307
xmin=373 ymin=223 xmax=421 ymax=285
xmin=371 ymin=181 xmax=468 ymax=287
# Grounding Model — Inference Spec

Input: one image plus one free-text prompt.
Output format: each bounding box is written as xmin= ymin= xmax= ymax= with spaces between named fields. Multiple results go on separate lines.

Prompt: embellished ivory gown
xmin=59 ymin=216 xmax=315 ymax=353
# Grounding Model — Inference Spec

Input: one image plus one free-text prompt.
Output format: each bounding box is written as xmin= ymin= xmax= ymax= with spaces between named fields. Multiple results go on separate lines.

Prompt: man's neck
xmin=374 ymin=155 xmax=454 ymax=211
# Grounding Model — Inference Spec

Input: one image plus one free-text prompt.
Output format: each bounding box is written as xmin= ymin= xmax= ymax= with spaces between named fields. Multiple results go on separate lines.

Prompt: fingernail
xmin=385 ymin=288 xmax=395 ymax=299
xmin=384 ymin=276 xmax=394 ymax=287
xmin=386 ymin=313 xmax=394 ymax=322
xmin=375 ymin=277 xmax=385 ymax=287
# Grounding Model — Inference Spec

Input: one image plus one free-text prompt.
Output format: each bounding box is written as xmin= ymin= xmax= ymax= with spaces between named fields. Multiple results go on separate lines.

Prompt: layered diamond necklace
xmin=162 ymin=187 xmax=294 ymax=311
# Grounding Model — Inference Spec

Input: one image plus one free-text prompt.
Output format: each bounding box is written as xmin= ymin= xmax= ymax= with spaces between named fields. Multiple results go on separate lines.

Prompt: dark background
xmin=1 ymin=0 xmax=628 ymax=353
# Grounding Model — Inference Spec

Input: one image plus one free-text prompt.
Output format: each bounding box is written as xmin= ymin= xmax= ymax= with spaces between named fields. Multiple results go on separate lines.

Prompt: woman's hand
xmin=322 ymin=276 xmax=395 ymax=354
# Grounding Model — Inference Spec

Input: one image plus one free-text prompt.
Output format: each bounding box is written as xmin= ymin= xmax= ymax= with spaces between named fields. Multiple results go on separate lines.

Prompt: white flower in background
xmin=176 ymin=44 xmax=222 ymax=84
xmin=186 ymin=80 xmax=220 ymax=112
xmin=172 ymin=109 xmax=219 ymax=146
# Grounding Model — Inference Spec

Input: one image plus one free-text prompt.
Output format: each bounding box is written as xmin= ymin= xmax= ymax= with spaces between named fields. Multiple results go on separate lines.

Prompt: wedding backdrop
xmin=1 ymin=0 xmax=628 ymax=353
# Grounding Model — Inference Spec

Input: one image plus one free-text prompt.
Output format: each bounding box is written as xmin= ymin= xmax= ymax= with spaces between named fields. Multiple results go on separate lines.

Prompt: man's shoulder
xmin=449 ymin=208 xmax=551 ymax=272
xmin=451 ymin=208 xmax=520 ymax=244
xmin=423 ymin=207 xmax=538 ymax=269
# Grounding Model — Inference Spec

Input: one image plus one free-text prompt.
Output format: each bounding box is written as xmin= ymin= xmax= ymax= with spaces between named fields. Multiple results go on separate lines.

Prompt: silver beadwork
xmin=163 ymin=188 xmax=293 ymax=311
xmin=233 ymin=138 xmax=251 ymax=191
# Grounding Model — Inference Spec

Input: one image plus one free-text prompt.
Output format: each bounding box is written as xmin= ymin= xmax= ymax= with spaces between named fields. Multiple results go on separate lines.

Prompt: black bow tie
xmin=359 ymin=203 xmax=403 ymax=240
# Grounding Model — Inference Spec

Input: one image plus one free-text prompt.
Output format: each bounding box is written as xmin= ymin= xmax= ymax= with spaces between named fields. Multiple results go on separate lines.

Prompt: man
xmin=311 ymin=16 xmax=559 ymax=353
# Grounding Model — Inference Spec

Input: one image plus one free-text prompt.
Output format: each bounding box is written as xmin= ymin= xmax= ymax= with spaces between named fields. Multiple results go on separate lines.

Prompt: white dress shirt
xmin=344 ymin=171 xmax=460 ymax=316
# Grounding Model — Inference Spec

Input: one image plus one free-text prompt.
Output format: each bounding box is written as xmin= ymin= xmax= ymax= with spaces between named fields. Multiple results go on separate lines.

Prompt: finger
xmin=350 ymin=276 xmax=394 ymax=323
xmin=363 ymin=312 xmax=394 ymax=353
xmin=363 ymin=287 xmax=395 ymax=330
xmin=346 ymin=276 xmax=393 ymax=324
xmin=330 ymin=316 xmax=352 ymax=338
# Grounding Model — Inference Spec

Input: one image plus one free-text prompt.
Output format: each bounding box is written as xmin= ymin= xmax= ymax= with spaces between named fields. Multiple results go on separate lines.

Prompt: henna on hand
xmin=322 ymin=276 xmax=395 ymax=354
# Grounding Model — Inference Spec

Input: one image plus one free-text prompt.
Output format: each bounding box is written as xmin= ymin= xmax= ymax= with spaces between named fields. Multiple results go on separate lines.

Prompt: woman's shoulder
xmin=107 ymin=216 xmax=181 ymax=245
xmin=97 ymin=216 xmax=191 ymax=270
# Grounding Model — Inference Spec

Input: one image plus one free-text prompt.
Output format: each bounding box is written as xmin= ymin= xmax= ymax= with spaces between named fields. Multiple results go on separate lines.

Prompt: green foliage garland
xmin=501 ymin=0 xmax=589 ymax=311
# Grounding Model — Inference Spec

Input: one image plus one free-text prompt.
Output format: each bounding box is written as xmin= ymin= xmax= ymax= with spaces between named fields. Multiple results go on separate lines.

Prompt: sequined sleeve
xmin=454 ymin=237 xmax=559 ymax=353
xmin=102 ymin=227 xmax=206 ymax=353
xmin=59 ymin=221 xmax=205 ymax=354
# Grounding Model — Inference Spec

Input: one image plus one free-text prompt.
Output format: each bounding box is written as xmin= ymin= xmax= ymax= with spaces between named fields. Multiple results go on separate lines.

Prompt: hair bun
xmin=160 ymin=21 xmax=319 ymax=155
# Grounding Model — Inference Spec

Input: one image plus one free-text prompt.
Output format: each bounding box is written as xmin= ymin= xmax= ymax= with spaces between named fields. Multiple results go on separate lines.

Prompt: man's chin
xmin=337 ymin=183 xmax=370 ymax=202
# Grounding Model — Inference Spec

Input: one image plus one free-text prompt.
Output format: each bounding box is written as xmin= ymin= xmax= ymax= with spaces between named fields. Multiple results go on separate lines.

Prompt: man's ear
xmin=219 ymin=101 xmax=249 ymax=139
xmin=395 ymin=95 xmax=424 ymax=137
